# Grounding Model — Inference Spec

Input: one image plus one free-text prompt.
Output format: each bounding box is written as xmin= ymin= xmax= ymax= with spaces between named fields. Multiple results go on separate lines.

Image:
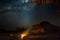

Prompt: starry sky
xmin=0 ymin=0 xmax=60 ymax=30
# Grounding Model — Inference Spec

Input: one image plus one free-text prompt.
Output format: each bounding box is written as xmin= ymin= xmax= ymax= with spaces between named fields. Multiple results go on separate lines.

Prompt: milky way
xmin=0 ymin=0 xmax=60 ymax=30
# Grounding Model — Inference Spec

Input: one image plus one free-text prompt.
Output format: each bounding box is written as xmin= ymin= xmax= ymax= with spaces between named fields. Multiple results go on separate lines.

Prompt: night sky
xmin=0 ymin=0 xmax=60 ymax=30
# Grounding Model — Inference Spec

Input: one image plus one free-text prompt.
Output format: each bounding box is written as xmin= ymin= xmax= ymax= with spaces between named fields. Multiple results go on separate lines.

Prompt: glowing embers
xmin=21 ymin=34 xmax=26 ymax=38
xmin=18 ymin=29 xmax=30 ymax=39
xmin=20 ymin=31 xmax=28 ymax=39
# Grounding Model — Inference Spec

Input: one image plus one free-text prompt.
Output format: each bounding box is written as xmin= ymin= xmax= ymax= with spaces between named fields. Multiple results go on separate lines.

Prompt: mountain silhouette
xmin=24 ymin=21 xmax=60 ymax=40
